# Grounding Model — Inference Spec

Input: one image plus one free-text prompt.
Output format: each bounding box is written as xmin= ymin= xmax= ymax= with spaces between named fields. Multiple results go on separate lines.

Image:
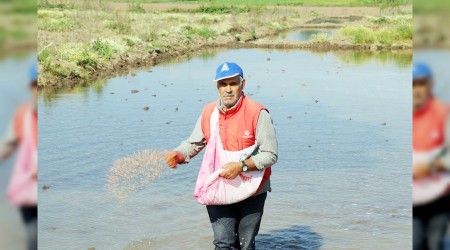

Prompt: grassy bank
xmin=0 ymin=1 xmax=37 ymax=58
xmin=113 ymin=0 xmax=412 ymax=7
xmin=309 ymin=15 xmax=412 ymax=46
xmin=37 ymin=1 xmax=411 ymax=89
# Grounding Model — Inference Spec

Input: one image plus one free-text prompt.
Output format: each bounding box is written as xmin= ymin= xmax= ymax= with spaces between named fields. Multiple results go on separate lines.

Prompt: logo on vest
xmin=431 ymin=130 xmax=440 ymax=141
xmin=221 ymin=63 xmax=229 ymax=72
xmin=242 ymin=129 xmax=253 ymax=139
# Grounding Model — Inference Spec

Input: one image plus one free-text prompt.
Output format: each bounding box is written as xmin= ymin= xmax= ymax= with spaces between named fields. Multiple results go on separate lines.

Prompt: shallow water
xmin=38 ymin=48 xmax=412 ymax=249
xmin=276 ymin=29 xmax=336 ymax=42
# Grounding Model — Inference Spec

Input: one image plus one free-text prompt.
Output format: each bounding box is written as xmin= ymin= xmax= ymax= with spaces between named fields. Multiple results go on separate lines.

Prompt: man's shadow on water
xmin=256 ymin=225 xmax=323 ymax=250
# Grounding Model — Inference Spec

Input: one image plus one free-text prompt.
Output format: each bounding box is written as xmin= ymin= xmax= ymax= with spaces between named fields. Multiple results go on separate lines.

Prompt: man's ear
xmin=242 ymin=78 xmax=246 ymax=90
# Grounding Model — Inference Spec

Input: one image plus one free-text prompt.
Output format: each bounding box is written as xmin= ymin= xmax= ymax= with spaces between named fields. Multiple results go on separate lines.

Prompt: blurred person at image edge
xmin=0 ymin=64 xmax=38 ymax=250
xmin=413 ymin=62 xmax=450 ymax=250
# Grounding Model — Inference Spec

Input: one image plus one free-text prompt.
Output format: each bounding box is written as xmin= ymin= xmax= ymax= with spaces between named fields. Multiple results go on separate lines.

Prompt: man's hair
xmin=30 ymin=80 xmax=37 ymax=88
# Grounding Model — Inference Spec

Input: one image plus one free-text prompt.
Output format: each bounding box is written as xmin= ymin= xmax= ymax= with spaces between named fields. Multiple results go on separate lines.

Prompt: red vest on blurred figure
xmin=413 ymin=97 xmax=449 ymax=162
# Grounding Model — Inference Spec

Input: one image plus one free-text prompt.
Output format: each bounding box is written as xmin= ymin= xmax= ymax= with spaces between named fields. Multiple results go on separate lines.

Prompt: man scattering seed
xmin=165 ymin=62 xmax=278 ymax=250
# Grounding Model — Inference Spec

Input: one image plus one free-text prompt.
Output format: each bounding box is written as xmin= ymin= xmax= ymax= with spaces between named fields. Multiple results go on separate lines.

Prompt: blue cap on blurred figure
xmin=29 ymin=63 xmax=38 ymax=82
xmin=214 ymin=62 xmax=243 ymax=81
xmin=413 ymin=62 xmax=432 ymax=80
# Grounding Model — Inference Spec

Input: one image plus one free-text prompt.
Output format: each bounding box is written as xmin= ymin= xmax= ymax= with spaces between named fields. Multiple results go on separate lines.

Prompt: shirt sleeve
xmin=441 ymin=114 xmax=450 ymax=170
xmin=250 ymin=110 xmax=278 ymax=170
xmin=173 ymin=113 xmax=206 ymax=164
xmin=0 ymin=120 xmax=17 ymax=158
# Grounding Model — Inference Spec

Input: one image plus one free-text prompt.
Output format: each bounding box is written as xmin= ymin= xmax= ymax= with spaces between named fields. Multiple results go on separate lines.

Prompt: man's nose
xmin=225 ymin=85 xmax=232 ymax=92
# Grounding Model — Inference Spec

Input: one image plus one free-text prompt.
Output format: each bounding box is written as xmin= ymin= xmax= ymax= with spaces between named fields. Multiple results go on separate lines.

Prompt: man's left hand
xmin=413 ymin=163 xmax=430 ymax=180
xmin=220 ymin=162 xmax=242 ymax=179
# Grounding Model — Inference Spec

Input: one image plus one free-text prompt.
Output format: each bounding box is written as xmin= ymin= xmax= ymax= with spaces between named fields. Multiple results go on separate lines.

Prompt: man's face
xmin=413 ymin=77 xmax=432 ymax=110
xmin=217 ymin=75 xmax=245 ymax=109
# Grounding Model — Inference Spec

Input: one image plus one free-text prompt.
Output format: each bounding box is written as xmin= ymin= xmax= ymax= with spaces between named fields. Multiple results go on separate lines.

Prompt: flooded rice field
xmin=38 ymin=48 xmax=412 ymax=249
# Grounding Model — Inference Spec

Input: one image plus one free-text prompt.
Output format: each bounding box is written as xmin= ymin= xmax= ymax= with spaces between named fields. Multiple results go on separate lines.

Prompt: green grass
xmin=185 ymin=27 xmax=217 ymax=39
xmin=37 ymin=0 xmax=75 ymax=9
xmin=365 ymin=15 xmax=412 ymax=25
xmin=38 ymin=18 xmax=81 ymax=32
xmin=91 ymin=39 xmax=119 ymax=58
xmin=114 ymin=0 xmax=411 ymax=7
xmin=311 ymin=32 xmax=329 ymax=42
xmin=168 ymin=4 xmax=251 ymax=14
xmin=128 ymin=2 xmax=146 ymax=13
xmin=339 ymin=24 xmax=412 ymax=45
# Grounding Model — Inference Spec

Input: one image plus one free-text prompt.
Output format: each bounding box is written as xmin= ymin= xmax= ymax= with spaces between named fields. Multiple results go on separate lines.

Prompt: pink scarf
xmin=194 ymin=108 xmax=265 ymax=205
xmin=7 ymin=109 xmax=38 ymax=206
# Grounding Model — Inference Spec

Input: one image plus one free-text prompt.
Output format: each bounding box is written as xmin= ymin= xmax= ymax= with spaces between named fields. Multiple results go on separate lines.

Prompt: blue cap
xmin=29 ymin=63 xmax=38 ymax=82
xmin=214 ymin=62 xmax=243 ymax=81
xmin=413 ymin=62 xmax=432 ymax=80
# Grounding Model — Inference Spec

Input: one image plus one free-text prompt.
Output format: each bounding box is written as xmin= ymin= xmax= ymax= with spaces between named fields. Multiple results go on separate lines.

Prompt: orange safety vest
xmin=201 ymin=94 xmax=271 ymax=193
xmin=14 ymin=104 xmax=38 ymax=149
xmin=413 ymin=97 xmax=449 ymax=154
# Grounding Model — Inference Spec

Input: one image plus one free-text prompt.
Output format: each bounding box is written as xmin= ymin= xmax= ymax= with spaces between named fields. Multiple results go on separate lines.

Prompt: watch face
xmin=243 ymin=165 xmax=248 ymax=172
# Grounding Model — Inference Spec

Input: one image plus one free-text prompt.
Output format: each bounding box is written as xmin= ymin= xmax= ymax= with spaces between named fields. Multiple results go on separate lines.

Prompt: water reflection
xmin=277 ymin=29 xmax=337 ymax=42
xmin=39 ymin=49 xmax=412 ymax=105
xmin=257 ymin=225 xmax=323 ymax=250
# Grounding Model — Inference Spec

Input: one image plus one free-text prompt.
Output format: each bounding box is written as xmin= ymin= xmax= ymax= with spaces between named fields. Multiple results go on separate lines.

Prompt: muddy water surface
xmin=38 ymin=48 xmax=412 ymax=249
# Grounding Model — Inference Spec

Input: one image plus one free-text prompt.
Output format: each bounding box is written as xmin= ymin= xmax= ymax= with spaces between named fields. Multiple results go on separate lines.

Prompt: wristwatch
xmin=241 ymin=160 xmax=248 ymax=172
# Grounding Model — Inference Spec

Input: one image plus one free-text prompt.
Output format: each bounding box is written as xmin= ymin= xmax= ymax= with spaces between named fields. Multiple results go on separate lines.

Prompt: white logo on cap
xmin=221 ymin=63 xmax=229 ymax=72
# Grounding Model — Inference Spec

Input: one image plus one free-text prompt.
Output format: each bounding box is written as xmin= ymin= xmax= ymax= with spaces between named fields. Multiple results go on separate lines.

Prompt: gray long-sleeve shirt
xmin=440 ymin=114 xmax=450 ymax=169
xmin=174 ymin=99 xmax=278 ymax=194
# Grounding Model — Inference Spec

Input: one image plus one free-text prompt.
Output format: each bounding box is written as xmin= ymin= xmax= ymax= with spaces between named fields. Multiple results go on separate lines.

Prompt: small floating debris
xmin=165 ymin=121 xmax=171 ymax=124
xmin=152 ymin=94 xmax=156 ymax=97
xmin=143 ymin=106 xmax=150 ymax=111
xmin=198 ymin=99 xmax=203 ymax=102
xmin=308 ymin=145 xmax=312 ymax=148
xmin=125 ymin=99 xmax=128 ymax=101
xmin=266 ymin=58 xmax=271 ymax=61
xmin=131 ymin=90 xmax=139 ymax=94
xmin=131 ymin=73 xmax=136 ymax=77
xmin=110 ymin=92 xmax=114 ymax=94
xmin=287 ymin=116 xmax=293 ymax=119
xmin=381 ymin=122 xmax=387 ymax=126
xmin=315 ymin=100 xmax=319 ymax=103
xmin=175 ymin=107 xmax=178 ymax=112
xmin=161 ymin=83 xmax=167 ymax=87
xmin=148 ymin=70 xmax=153 ymax=73
xmin=282 ymin=70 xmax=286 ymax=73
xmin=349 ymin=117 xmax=352 ymax=120
xmin=42 ymin=185 xmax=50 ymax=190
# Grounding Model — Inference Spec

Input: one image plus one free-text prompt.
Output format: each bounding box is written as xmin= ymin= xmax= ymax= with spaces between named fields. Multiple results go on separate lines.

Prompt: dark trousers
xmin=414 ymin=195 xmax=450 ymax=250
xmin=19 ymin=206 xmax=37 ymax=250
xmin=206 ymin=192 xmax=267 ymax=250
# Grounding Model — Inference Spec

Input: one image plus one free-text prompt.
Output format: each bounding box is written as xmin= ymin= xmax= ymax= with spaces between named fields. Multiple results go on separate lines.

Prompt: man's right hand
xmin=165 ymin=151 xmax=185 ymax=168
